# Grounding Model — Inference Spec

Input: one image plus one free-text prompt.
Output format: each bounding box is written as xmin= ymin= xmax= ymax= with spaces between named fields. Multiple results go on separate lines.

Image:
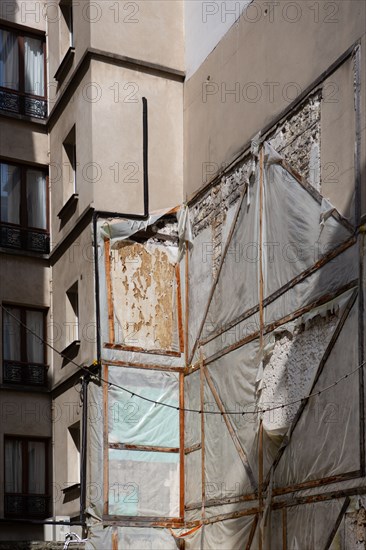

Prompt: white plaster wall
xmin=184 ymin=0 xmax=252 ymax=79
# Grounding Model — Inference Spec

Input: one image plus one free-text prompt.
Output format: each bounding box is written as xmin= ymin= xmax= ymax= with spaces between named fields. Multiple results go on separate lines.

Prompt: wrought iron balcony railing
xmin=0 ymin=88 xmax=47 ymax=119
xmin=0 ymin=224 xmax=50 ymax=254
xmin=4 ymin=494 xmax=49 ymax=518
xmin=3 ymin=360 xmax=48 ymax=387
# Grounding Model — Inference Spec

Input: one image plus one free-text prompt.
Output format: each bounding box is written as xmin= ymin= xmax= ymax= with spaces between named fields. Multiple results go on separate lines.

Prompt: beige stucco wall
xmin=47 ymin=0 xmax=184 ymax=107
xmin=51 ymin=224 xmax=96 ymax=387
xmin=53 ymin=385 xmax=82 ymax=518
xmin=0 ymin=0 xmax=47 ymax=31
xmin=184 ymin=0 xmax=366 ymax=212
xmin=49 ymin=66 xmax=94 ymax=246
xmin=90 ymin=0 xmax=184 ymax=72
xmin=90 ymin=59 xmax=184 ymax=214
xmin=0 ymin=119 xmax=48 ymax=166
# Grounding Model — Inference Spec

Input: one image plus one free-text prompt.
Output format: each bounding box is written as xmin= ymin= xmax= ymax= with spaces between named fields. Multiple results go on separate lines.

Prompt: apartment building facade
xmin=0 ymin=0 xmax=365 ymax=548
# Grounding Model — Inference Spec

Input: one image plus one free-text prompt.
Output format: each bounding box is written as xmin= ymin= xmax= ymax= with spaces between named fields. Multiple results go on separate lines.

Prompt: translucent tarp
xmin=109 ymin=449 xmax=179 ymax=517
xmin=108 ymin=367 xmax=179 ymax=447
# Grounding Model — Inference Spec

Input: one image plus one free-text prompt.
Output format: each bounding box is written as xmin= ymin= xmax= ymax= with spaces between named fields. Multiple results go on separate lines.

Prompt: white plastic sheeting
xmin=108 ymin=367 xmax=179 ymax=447
xmin=107 ymin=366 xmax=180 ymax=517
xmin=182 ymin=139 xmax=360 ymax=548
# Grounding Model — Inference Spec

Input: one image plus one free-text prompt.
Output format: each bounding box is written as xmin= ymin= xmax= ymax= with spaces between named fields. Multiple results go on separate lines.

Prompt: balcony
xmin=4 ymin=494 xmax=49 ymax=518
xmin=0 ymin=89 xmax=47 ymax=119
xmin=3 ymin=360 xmax=48 ymax=387
xmin=0 ymin=224 xmax=50 ymax=254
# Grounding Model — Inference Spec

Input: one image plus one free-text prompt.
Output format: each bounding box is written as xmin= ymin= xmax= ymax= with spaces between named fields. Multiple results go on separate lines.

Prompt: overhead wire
xmin=2 ymin=303 xmax=364 ymax=416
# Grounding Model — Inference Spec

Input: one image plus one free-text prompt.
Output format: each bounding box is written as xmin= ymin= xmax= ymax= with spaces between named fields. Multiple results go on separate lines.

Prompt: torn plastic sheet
xmin=86 ymin=526 xmax=178 ymax=550
xmin=273 ymin=298 xmax=360 ymax=488
xmin=262 ymin=142 xmax=352 ymax=302
xmin=108 ymin=449 xmax=179 ymax=517
xmin=100 ymin=211 xmax=168 ymax=247
xmin=177 ymin=204 xmax=194 ymax=262
xmin=108 ymin=366 xmax=179 ymax=447
xmin=184 ymin=516 xmax=258 ymax=550
xmin=204 ymin=171 xmax=260 ymax=339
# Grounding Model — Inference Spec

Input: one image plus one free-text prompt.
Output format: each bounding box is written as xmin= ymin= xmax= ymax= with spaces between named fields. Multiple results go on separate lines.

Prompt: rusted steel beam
xmin=185 ymin=492 xmax=257 ymax=511
xmin=246 ymin=515 xmax=259 ymax=550
xmin=272 ymin=483 xmax=366 ymax=509
xmin=106 ymin=359 xmax=183 ymax=373
xmin=282 ymin=508 xmax=287 ymax=550
xmin=185 ymin=240 xmax=189 ymax=366
xmin=324 ymin=497 xmax=351 ymax=550
xmin=104 ymin=239 xmax=115 ymax=343
xmin=104 ymin=343 xmax=181 ymax=358
xmin=112 ymin=527 xmax=118 ymax=550
xmin=259 ymin=148 xmax=264 ymax=350
xmin=204 ymin=366 xmax=257 ymax=490
xmin=179 ymin=372 xmax=185 ymax=519
xmin=103 ymin=364 xmax=109 ymax=516
xmin=184 ymin=443 xmax=202 ymax=455
xmin=200 ymin=357 xmax=206 ymax=520
xmin=258 ymin=419 xmax=264 ymax=550
xmin=201 ymin=236 xmax=356 ymax=346
xmin=176 ymin=265 xmax=185 ymax=354
xmin=109 ymin=443 xmax=179 ymax=453
xmin=272 ymin=470 xmax=361 ymax=498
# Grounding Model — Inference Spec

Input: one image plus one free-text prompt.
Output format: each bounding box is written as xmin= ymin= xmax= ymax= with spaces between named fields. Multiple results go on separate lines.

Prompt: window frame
xmin=0 ymin=159 xmax=49 ymax=234
xmin=2 ymin=304 xmax=48 ymax=385
xmin=4 ymin=435 xmax=49 ymax=518
xmin=0 ymin=22 xmax=47 ymax=101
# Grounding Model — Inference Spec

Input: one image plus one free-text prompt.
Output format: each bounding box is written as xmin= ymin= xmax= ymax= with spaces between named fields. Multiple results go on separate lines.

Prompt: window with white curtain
xmin=0 ymin=161 xmax=48 ymax=232
xmin=0 ymin=25 xmax=46 ymax=118
xmin=5 ymin=438 xmax=47 ymax=496
xmin=0 ymin=26 xmax=45 ymax=97
xmin=3 ymin=305 xmax=46 ymax=365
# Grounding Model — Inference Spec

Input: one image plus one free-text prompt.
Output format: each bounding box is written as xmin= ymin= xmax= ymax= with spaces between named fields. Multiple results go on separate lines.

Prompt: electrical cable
xmin=2 ymin=304 xmax=364 ymax=416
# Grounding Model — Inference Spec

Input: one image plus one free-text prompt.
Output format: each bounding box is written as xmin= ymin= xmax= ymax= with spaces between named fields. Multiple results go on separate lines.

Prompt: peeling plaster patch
xmin=261 ymin=313 xmax=338 ymax=434
xmin=268 ymin=92 xmax=321 ymax=187
xmin=110 ymin=240 xmax=178 ymax=351
xmin=345 ymin=507 xmax=366 ymax=549
xmin=190 ymin=93 xmax=322 ymax=277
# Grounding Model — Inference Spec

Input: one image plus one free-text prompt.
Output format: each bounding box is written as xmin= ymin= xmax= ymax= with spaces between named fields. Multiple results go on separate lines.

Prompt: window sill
xmin=57 ymin=193 xmax=79 ymax=220
xmin=62 ymin=483 xmax=80 ymax=495
xmin=61 ymin=340 xmax=80 ymax=359
xmin=54 ymin=47 xmax=75 ymax=83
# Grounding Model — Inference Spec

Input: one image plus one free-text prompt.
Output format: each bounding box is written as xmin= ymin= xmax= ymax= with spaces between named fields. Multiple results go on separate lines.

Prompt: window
xmin=0 ymin=161 xmax=49 ymax=253
xmin=4 ymin=437 xmax=49 ymax=518
xmin=60 ymin=0 xmax=74 ymax=49
xmin=0 ymin=25 xmax=47 ymax=118
xmin=67 ymin=422 xmax=80 ymax=486
xmin=66 ymin=282 xmax=79 ymax=346
xmin=63 ymin=125 xmax=77 ymax=196
xmin=2 ymin=305 xmax=47 ymax=386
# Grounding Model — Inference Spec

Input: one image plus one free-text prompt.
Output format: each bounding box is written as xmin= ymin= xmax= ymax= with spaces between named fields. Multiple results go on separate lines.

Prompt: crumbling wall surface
xmin=260 ymin=313 xmax=339 ymax=435
xmin=343 ymin=508 xmax=366 ymax=549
